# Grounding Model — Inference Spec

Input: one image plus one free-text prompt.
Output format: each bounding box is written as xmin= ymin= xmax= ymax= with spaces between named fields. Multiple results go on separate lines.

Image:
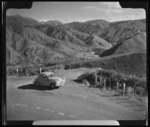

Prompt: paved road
xmin=7 ymin=70 xmax=146 ymax=121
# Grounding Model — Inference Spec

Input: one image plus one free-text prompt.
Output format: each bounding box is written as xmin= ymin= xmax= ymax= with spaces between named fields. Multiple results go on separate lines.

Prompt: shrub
xmin=124 ymin=74 xmax=139 ymax=87
xmin=44 ymin=62 xmax=56 ymax=67
xmin=7 ymin=68 xmax=17 ymax=76
xmin=76 ymin=68 xmax=146 ymax=95
xmin=64 ymin=64 xmax=71 ymax=69
xmin=135 ymin=78 xmax=146 ymax=88
xmin=110 ymin=72 xmax=122 ymax=82
xmin=77 ymin=72 xmax=91 ymax=81
xmin=83 ymin=62 xmax=93 ymax=68
xmin=71 ymin=63 xmax=81 ymax=69
xmin=76 ymin=72 xmax=95 ymax=86
xmin=26 ymin=66 xmax=37 ymax=76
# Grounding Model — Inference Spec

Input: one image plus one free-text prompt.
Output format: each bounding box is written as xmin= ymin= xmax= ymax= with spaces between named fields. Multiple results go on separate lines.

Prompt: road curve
xmin=7 ymin=74 xmax=145 ymax=121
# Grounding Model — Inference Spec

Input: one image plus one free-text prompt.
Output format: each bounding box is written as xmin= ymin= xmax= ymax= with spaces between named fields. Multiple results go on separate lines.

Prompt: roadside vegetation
xmin=75 ymin=69 xmax=147 ymax=98
xmin=7 ymin=57 xmax=146 ymax=99
xmin=6 ymin=64 xmax=64 ymax=76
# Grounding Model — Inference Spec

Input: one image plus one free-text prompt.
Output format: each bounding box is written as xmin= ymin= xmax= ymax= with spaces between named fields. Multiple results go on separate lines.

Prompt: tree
xmin=125 ymin=75 xmax=139 ymax=97
xmin=110 ymin=72 xmax=122 ymax=90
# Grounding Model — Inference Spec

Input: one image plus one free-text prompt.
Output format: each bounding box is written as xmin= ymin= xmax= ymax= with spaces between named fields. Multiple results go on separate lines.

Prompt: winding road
xmin=7 ymin=69 xmax=146 ymax=121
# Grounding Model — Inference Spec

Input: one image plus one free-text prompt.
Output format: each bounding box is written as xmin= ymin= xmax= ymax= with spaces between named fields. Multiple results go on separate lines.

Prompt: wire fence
xmin=76 ymin=69 xmax=146 ymax=98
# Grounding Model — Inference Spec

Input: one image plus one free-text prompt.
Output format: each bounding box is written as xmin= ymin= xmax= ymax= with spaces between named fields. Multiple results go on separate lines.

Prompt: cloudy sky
xmin=6 ymin=2 xmax=145 ymax=23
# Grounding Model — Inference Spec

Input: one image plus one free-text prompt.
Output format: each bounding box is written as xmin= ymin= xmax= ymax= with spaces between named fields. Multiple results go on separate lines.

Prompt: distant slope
xmin=6 ymin=15 xmax=146 ymax=69
xmin=36 ymin=23 xmax=112 ymax=49
xmin=100 ymin=32 xmax=146 ymax=57
xmin=6 ymin=15 xmax=40 ymax=27
xmin=6 ymin=15 xmax=112 ymax=65
xmin=42 ymin=20 xmax=63 ymax=26
xmin=99 ymin=53 xmax=146 ymax=77
xmin=36 ymin=24 xmax=86 ymax=47
xmin=72 ymin=52 xmax=146 ymax=77
xmin=66 ymin=19 xmax=146 ymax=45
xmin=65 ymin=19 xmax=110 ymax=35
xmin=6 ymin=29 xmax=65 ymax=65
xmin=83 ymin=34 xmax=112 ymax=49
xmin=99 ymin=19 xmax=146 ymax=45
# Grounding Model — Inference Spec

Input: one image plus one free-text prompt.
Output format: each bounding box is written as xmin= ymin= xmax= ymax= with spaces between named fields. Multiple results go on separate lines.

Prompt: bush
xmin=135 ymin=78 xmax=146 ymax=88
xmin=26 ymin=67 xmax=37 ymax=76
xmin=77 ymin=72 xmax=91 ymax=81
xmin=6 ymin=65 xmax=40 ymax=76
xmin=110 ymin=72 xmax=122 ymax=82
xmin=64 ymin=64 xmax=71 ymax=69
xmin=71 ymin=63 xmax=81 ymax=69
xmin=7 ymin=68 xmax=17 ymax=76
xmin=44 ymin=62 xmax=56 ymax=67
xmin=76 ymin=72 xmax=95 ymax=86
xmin=124 ymin=75 xmax=139 ymax=87
xmin=76 ymin=68 xmax=146 ymax=94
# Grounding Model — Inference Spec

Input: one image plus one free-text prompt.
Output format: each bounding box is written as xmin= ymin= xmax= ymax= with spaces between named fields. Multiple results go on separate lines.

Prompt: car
xmin=33 ymin=72 xmax=65 ymax=89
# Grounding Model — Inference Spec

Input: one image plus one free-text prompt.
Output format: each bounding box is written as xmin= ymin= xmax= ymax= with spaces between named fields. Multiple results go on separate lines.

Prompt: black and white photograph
xmin=4 ymin=1 xmax=148 ymax=125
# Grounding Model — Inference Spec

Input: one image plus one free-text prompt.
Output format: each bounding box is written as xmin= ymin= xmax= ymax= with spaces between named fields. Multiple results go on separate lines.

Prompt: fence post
xmin=140 ymin=87 xmax=142 ymax=99
xmin=99 ymin=75 xmax=102 ymax=88
xmin=123 ymin=82 xmax=126 ymax=97
xmin=16 ymin=68 xmax=18 ymax=76
xmin=132 ymin=85 xmax=135 ymax=98
xmin=26 ymin=69 xmax=29 ymax=76
xmin=40 ymin=68 xmax=42 ymax=74
xmin=94 ymin=71 xmax=98 ymax=87
xmin=117 ymin=81 xmax=119 ymax=90
xmin=99 ymin=75 xmax=101 ymax=87
xmin=109 ymin=78 xmax=111 ymax=91
xmin=103 ymin=78 xmax=106 ymax=91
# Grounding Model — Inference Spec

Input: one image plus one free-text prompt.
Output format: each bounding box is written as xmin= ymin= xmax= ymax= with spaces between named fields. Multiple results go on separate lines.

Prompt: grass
xmin=76 ymin=68 xmax=147 ymax=97
xmin=65 ymin=52 xmax=146 ymax=77
xmin=6 ymin=63 xmax=65 ymax=76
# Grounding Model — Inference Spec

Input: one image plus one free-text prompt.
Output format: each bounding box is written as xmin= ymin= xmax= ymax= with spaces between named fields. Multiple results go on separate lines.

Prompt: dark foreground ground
xmin=6 ymin=68 xmax=146 ymax=121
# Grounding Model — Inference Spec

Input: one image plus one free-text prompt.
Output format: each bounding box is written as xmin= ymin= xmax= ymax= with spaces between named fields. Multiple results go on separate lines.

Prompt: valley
xmin=5 ymin=13 xmax=147 ymax=124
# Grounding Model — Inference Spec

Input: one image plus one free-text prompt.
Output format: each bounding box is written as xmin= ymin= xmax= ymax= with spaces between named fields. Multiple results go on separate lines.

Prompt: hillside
xmin=6 ymin=15 xmax=112 ymax=65
xmin=99 ymin=53 xmax=146 ymax=77
xmin=6 ymin=29 xmax=65 ymax=65
xmin=69 ymin=52 xmax=146 ymax=77
xmin=65 ymin=19 xmax=110 ymax=35
xmin=6 ymin=15 xmax=40 ymax=28
xmin=100 ymin=19 xmax=146 ymax=45
xmin=100 ymin=32 xmax=146 ymax=57
xmin=66 ymin=19 xmax=146 ymax=45
xmin=6 ymin=14 xmax=146 ymax=76
xmin=41 ymin=20 xmax=63 ymax=26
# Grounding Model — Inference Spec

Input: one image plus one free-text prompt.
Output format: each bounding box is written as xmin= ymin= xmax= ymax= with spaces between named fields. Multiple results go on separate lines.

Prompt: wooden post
xmin=123 ymin=82 xmax=126 ymax=97
xmin=132 ymin=85 xmax=135 ymax=98
xmin=97 ymin=76 xmax=100 ymax=88
xmin=99 ymin=76 xmax=101 ymax=87
xmin=109 ymin=78 xmax=111 ymax=91
xmin=16 ymin=69 xmax=18 ymax=76
xmin=99 ymin=75 xmax=102 ymax=88
xmin=26 ymin=69 xmax=29 ymax=76
xmin=117 ymin=81 xmax=119 ymax=90
xmin=94 ymin=72 xmax=97 ymax=87
xmin=103 ymin=78 xmax=106 ymax=91
xmin=140 ymin=87 xmax=142 ymax=99
xmin=40 ymin=68 xmax=42 ymax=74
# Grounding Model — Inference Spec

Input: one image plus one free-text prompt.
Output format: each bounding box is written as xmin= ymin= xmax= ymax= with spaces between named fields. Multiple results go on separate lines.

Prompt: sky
xmin=6 ymin=2 xmax=146 ymax=23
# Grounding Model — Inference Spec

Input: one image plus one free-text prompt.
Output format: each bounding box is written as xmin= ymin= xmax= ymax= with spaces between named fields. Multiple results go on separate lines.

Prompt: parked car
xmin=33 ymin=72 xmax=65 ymax=89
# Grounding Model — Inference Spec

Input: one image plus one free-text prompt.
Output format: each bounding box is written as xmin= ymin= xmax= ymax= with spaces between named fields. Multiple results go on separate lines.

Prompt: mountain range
xmin=66 ymin=19 xmax=146 ymax=45
xmin=6 ymin=15 xmax=146 ymax=73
